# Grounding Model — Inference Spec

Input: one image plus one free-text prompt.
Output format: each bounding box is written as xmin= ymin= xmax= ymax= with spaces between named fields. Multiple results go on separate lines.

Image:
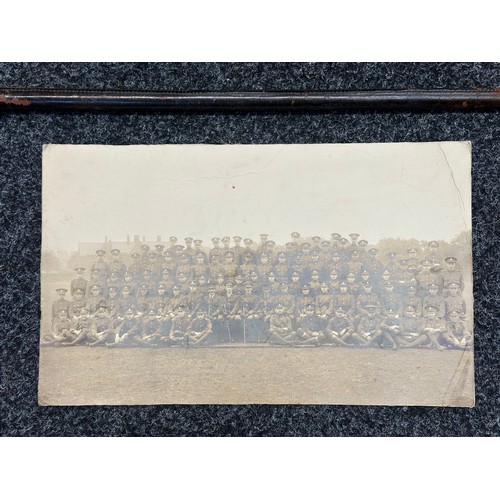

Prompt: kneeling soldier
xmin=324 ymin=306 xmax=354 ymax=347
xmin=186 ymin=309 xmax=213 ymax=346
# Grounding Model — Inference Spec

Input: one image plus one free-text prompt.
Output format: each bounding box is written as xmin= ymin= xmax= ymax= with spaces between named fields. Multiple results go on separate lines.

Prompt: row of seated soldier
xmin=44 ymin=233 xmax=471 ymax=350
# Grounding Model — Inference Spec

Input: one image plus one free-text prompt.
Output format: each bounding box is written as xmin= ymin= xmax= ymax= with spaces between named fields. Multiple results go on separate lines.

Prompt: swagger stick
xmin=0 ymin=89 xmax=499 ymax=112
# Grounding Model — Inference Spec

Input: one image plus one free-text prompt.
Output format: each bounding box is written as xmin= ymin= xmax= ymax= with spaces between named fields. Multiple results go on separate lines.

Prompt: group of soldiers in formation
xmin=43 ymin=232 xmax=472 ymax=350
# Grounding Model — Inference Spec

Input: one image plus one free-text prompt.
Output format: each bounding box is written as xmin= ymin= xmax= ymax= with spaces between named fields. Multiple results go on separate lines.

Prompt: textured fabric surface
xmin=0 ymin=63 xmax=498 ymax=436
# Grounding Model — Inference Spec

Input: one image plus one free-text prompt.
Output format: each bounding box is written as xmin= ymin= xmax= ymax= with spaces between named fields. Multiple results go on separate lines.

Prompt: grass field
xmin=38 ymin=346 xmax=474 ymax=406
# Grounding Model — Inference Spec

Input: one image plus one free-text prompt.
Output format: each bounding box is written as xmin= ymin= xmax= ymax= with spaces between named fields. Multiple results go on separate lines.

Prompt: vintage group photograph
xmin=39 ymin=142 xmax=474 ymax=406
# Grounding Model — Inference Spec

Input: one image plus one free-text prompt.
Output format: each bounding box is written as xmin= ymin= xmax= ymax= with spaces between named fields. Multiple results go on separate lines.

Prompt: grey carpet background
xmin=0 ymin=63 xmax=498 ymax=436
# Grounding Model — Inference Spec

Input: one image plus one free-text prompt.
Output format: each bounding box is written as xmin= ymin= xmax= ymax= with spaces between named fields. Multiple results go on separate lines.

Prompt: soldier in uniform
xmin=326 ymin=269 xmax=341 ymax=295
xmin=87 ymin=304 xmax=116 ymax=347
xmin=68 ymin=288 xmax=87 ymax=318
xmin=324 ymin=306 xmax=354 ymax=346
xmin=347 ymin=233 xmax=360 ymax=255
xmin=257 ymin=284 xmax=276 ymax=332
xmin=150 ymin=283 xmax=169 ymax=315
xmin=443 ymin=309 xmax=472 ymax=349
xmin=425 ymin=240 xmax=443 ymax=266
xmin=104 ymin=286 xmax=121 ymax=321
xmin=398 ymin=304 xmax=423 ymax=347
xmin=192 ymin=252 xmax=209 ymax=279
xmin=209 ymin=253 xmax=225 ymax=280
xmin=240 ymin=251 xmax=257 ymax=277
xmin=214 ymin=273 xmax=226 ymax=296
xmin=357 ymin=239 xmax=369 ymax=261
xmin=285 ymin=241 xmax=297 ymax=261
xmin=439 ymin=257 xmax=464 ymax=294
xmin=139 ymin=308 xmax=164 ymax=346
xmin=109 ymin=307 xmax=145 ymax=347
xmin=378 ymin=307 xmax=401 ymax=349
xmin=444 ymin=282 xmax=466 ymax=316
xmin=422 ymin=283 xmax=446 ymax=318
xmin=309 ymin=270 xmax=322 ymax=296
xmin=277 ymin=281 xmax=296 ymax=318
xmin=364 ymin=248 xmax=383 ymax=279
xmin=64 ymin=307 xmax=93 ymax=346
xmin=42 ymin=309 xmax=74 ymax=346
xmin=307 ymin=250 xmax=325 ymax=281
xmin=135 ymin=283 xmax=151 ymax=315
xmin=289 ymin=270 xmax=303 ymax=295
xmin=406 ymin=247 xmax=420 ymax=273
xmin=221 ymin=236 xmax=231 ymax=255
xmin=346 ymin=272 xmax=361 ymax=296
xmin=222 ymin=251 xmax=238 ymax=279
xmin=319 ymin=240 xmax=332 ymax=267
xmin=346 ymin=250 xmax=363 ymax=277
xmin=332 ymin=281 xmax=356 ymax=317
xmin=296 ymin=284 xmax=316 ymax=319
xmin=236 ymin=281 xmax=261 ymax=342
xmin=86 ymin=284 xmax=104 ymax=316
xmin=291 ymin=232 xmax=301 ymax=245
xmin=296 ymin=304 xmax=325 ymax=345
xmin=330 ymin=233 xmax=341 ymax=251
xmin=315 ymin=283 xmax=334 ymax=326
xmin=265 ymin=271 xmax=281 ymax=295
xmin=175 ymin=253 xmax=193 ymax=281
xmin=256 ymin=234 xmax=269 ymax=255
xmin=380 ymin=282 xmax=403 ymax=316
xmin=402 ymin=285 xmax=423 ymax=317
xmin=356 ymin=282 xmax=382 ymax=320
xmin=162 ymin=250 xmax=177 ymax=277
xmin=384 ymin=251 xmax=400 ymax=276
xmin=290 ymin=252 xmax=307 ymax=278
xmin=87 ymin=268 xmax=107 ymax=298
xmin=256 ymin=252 xmax=273 ymax=278
xmin=219 ymin=280 xmax=242 ymax=343
xmin=266 ymin=303 xmax=297 ymax=345
xmin=109 ymin=248 xmax=127 ymax=277
xmin=184 ymin=237 xmax=195 ymax=258
xmin=418 ymin=304 xmax=446 ymax=350
xmin=338 ymin=237 xmax=350 ymax=263
xmin=186 ymin=281 xmax=203 ymax=316
xmin=209 ymin=237 xmax=223 ymax=261
xmin=91 ymin=249 xmax=110 ymax=279
xmin=168 ymin=236 xmax=178 ymax=251
xmin=273 ymin=252 xmax=289 ymax=282
xmin=193 ymin=239 xmax=207 ymax=260
xmin=352 ymin=304 xmax=384 ymax=347
xmin=186 ymin=309 xmax=214 ymax=345
xmin=416 ymin=259 xmax=440 ymax=297
xmin=70 ymin=267 xmax=89 ymax=297
xmin=311 ymin=235 xmax=322 ymax=254
xmin=243 ymin=238 xmax=255 ymax=260
xmin=168 ymin=305 xmax=191 ymax=345
xmin=199 ymin=285 xmax=222 ymax=340
xmin=118 ymin=285 xmax=135 ymax=319
xmin=231 ymin=236 xmax=244 ymax=264
xmin=128 ymin=251 xmax=144 ymax=283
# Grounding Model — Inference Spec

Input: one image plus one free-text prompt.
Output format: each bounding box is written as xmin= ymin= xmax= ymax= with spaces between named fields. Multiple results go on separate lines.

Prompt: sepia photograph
xmin=39 ymin=142 xmax=473 ymax=406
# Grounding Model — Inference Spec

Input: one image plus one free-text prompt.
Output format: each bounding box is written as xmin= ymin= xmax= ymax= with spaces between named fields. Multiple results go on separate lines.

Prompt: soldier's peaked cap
xmin=445 ymin=256 xmax=458 ymax=262
xmin=74 ymin=267 xmax=86 ymax=271
xmin=56 ymin=287 xmax=68 ymax=292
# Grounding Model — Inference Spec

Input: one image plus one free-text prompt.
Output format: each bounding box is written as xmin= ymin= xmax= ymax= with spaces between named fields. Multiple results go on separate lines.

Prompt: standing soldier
xmin=290 ymin=252 xmax=307 ymax=278
xmin=291 ymin=232 xmax=301 ymax=245
xmin=332 ymin=281 xmax=356 ymax=317
xmin=221 ymin=236 xmax=231 ymax=255
xmin=357 ymin=239 xmax=369 ymax=261
xmin=87 ymin=268 xmax=107 ymax=297
xmin=289 ymin=271 xmax=303 ymax=295
xmin=128 ymin=251 xmax=143 ymax=283
xmin=309 ymin=270 xmax=322 ymax=296
xmin=243 ymin=238 xmax=255 ymax=260
xmin=307 ymin=250 xmax=325 ymax=281
xmin=184 ymin=237 xmax=195 ymax=258
xmin=150 ymin=283 xmax=169 ymax=315
xmin=329 ymin=251 xmax=344 ymax=277
xmin=209 ymin=253 xmax=225 ymax=280
xmin=193 ymin=239 xmax=207 ymax=260
xmin=222 ymin=251 xmax=238 ymax=279
xmin=346 ymin=271 xmax=361 ymax=297
xmin=406 ymin=247 xmax=420 ymax=273
xmin=209 ymin=237 xmax=223 ymax=261
xmin=168 ymin=236 xmax=178 ymax=251
xmin=444 ymin=282 xmax=467 ymax=316
xmin=285 ymin=241 xmax=297 ymax=261
xmin=256 ymin=252 xmax=273 ymax=278
xmin=277 ymin=282 xmax=296 ymax=318
xmin=240 ymin=251 xmax=257 ymax=277
xmin=162 ymin=250 xmax=177 ymax=276
xmin=51 ymin=288 xmax=71 ymax=322
xmin=330 ymin=233 xmax=342 ymax=251
xmin=311 ymin=235 xmax=322 ymax=254
xmin=346 ymin=250 xmax=363 ymax=277
xmin=326 ymin=269 xmax=341 ymax=295
xmin=319 ymin=240 xmax=332 ymax=267
xmin=364 ymin=248 xmax=383 ymax=279
xmin=86 ymin=284 xmax=104 ymax=316
xmin=257 ymin=284 xmax=276 ymax=332
xmin=68 ymin=288 xmax=87 ymax=318
xmin=91 ymin=249 xmax=110 ymax=279
xmin=348 ymin=233 xmax=360 ymax=254
xmin=70 ymin=267 xmax=89 ymax=297
xmin=273 ymin=252 xmax=289 ymax=282
xmin=416 ymin=259 xmax=440 ymax=297
xmin=422 ymin=283 xmax=446 ymax=318
xmin=186 ymin=281 xmax=203 ymax=316
xmin=232 ymin=236 xmax=244 ymax=264
xmin=439 ymin=257 xmax=464 ymax=294
xmin=256 ymin=234 xmax=269 ymax=255
xmin=175 ymin=253 xmax=193 ymax=281
xmin=425 ymin=240 xmax=443 ymax=266
xmin=384 ymin=252 xmax=400 ymax=276
xmin=109 ymin=248 xmax=127 ymax=277
xmin=192 ymin=252 xmax=209 ymax=279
